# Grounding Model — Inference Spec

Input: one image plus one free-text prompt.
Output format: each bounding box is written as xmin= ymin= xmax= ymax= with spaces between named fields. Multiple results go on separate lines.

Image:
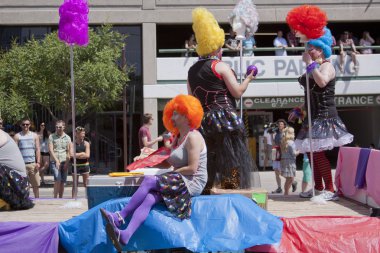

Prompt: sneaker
xmin=299 ymin=190 xmax=312 ymax=198
xmin=318 ymin=191 xmax=339 ymax=201
xmin=272 ymin=187 xmax=283 ymax=194
xmin=292 ymin=181 xmax=298 ymax=192
xmin=299 ymin=189 xmax=321 ymax=198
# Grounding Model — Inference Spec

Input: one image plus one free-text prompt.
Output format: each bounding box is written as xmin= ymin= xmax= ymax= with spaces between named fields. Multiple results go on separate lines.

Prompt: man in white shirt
xmin=263 ymin=128 xmax=273 ymax=169
xmin=273 ymin=30 xmax=288 ymax=56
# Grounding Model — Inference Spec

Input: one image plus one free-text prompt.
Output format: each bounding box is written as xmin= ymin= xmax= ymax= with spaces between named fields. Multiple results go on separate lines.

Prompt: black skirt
xmin=200 ymin=108 xmax=261 ymax=189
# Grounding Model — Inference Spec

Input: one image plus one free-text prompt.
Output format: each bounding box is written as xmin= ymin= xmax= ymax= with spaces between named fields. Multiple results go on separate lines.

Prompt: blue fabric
xmin=59 ymin=194 xmax=283 ymax=253
xmin=354 ymin=148 xmax=371 ymax=189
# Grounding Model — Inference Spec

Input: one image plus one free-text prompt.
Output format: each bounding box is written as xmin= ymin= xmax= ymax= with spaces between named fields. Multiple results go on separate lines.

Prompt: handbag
xmin=271 ymin=146 xmax=281 ymax=161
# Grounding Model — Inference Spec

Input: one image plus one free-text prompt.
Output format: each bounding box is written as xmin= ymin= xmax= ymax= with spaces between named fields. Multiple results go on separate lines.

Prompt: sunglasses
xmin=76 ymin=127 xmax=85 ymax=131
xmin=22 ymin=123 xmax=30 ymax=126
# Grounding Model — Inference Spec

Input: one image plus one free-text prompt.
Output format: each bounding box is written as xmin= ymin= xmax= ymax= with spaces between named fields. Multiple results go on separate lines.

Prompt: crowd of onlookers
xmin=0 ymin=118 xmax=90 ymax=200
xmin=184 ymin=29 xmax=380 ymax=58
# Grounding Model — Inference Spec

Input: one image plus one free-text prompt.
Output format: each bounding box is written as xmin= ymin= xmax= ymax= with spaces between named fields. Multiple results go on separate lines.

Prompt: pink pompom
xmin=58 ymin=0 xmax=89 ymax=46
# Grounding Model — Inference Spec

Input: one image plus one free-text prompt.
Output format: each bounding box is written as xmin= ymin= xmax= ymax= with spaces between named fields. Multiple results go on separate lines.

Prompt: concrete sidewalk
xmin=34 ymin=169 xmax=335 ymax=199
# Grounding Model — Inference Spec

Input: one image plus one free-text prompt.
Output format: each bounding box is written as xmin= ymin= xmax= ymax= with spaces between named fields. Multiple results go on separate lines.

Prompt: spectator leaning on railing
xmin=338 ymin=31 xmax=359 ymax=72
xmin=359 ymin=31 xmax=375 ymax=54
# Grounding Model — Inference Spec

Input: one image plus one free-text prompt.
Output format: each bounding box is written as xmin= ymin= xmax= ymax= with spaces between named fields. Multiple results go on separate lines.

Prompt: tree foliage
xmin=0 ymin=25 xmax=129 ymax=123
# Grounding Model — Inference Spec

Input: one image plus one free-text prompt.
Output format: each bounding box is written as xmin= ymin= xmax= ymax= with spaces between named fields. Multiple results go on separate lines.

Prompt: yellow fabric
xmin=0 ymin=199 xmax=11 ymax=210
xmin=108 ymin=172 xmax=144 ymax=177
xmin=192 ymin=7 xmax=225 ymax=56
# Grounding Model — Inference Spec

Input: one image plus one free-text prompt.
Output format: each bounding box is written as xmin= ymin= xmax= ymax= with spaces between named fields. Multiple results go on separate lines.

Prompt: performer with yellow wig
xmin=188 ymin=7 xmax=261 ymax=191
xmin=100 ymin=95 xmax=207 ymax=251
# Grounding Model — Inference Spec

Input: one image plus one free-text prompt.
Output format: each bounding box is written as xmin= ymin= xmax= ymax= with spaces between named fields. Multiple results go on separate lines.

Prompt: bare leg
xmin=32 ymin=186 xmax=39 ymax=198
xmin=275 ymin=170 xmax=281 ymax=189
xmin=82 ymin=173 xmax=89 ymax=187
xmin=351 ymin=53 xmax=358 ymax=67
xmin=302 ymin=181 xmax=308 ymax=192
xmin=284 ymin=177 xmax=293 ymax=195
xmin=54 ymin=181 xmax=60 ymax=198
xmin=59 ymin=181 xmax=65 ymax=198
xmin=339 ymin=52 xmax=345 ymax=71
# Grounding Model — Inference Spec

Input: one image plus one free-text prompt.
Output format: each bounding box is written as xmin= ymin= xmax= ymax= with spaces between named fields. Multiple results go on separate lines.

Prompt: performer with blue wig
xmin=289 ymin=26 xmax=353 ymax=200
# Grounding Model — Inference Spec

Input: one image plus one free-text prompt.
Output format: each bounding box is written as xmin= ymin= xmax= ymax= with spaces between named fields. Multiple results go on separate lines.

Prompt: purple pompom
xmin=246 ymin=65 xmax=258 ymax=76
xmin=58 ymin=0 xmax=89 ymax=46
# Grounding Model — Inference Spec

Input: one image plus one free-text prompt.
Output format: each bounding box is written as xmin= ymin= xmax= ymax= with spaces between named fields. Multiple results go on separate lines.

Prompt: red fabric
xmin=279 ymin=216 xmax=380 ymax=253
xmin=211 ymin=60 xmax=222 ymax=80
xmin=126 ymin=147 xmax=171 ymax=171
xmin=248 ymin=216 xmax=380 ymax=253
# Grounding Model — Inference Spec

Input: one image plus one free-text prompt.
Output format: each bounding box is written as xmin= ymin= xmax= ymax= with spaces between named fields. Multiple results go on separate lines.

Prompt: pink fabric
xmin=365 ymin=149 xmax=380 ymax=205
xmin=334 ymin=147 xmax=360 ymax=196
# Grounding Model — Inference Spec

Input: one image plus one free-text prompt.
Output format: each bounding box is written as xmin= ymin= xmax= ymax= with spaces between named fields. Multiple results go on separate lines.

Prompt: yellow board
xmin=108 ymin=172 xmax=144 ymax=177
xmin=210 ymin=188 xmax=268 ymax=210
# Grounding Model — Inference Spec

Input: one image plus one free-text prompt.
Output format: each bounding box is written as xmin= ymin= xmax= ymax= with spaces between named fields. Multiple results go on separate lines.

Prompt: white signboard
xmin=157 ymin=55 xmax=380 ymax=81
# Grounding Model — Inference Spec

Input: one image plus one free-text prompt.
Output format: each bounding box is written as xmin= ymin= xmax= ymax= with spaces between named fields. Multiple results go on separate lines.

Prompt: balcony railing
xmin=159 ymin=46 xmax=380 ymax=54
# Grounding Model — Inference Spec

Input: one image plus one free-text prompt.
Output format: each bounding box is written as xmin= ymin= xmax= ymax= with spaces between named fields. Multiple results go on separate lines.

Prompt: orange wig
xmin=162 ymin=95 xmax=204 ymax=135
xmin=286 ymin=5 xmax=327 ymax=40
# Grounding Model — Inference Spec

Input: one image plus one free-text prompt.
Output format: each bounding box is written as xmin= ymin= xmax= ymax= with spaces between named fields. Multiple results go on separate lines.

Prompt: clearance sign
xmin=242 ymin=94 xmax=380 ymax=109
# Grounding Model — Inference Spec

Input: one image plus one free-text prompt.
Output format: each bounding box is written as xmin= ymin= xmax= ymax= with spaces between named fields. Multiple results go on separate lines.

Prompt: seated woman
xmin=0 ymin=129 xmax=34 ymax=210
xmin=100 ymin=94 xmax=207 ymax=251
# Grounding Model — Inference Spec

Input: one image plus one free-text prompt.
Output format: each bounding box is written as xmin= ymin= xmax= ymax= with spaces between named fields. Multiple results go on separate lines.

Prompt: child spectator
xmin=280 ymin=127 xmax=298 ymax=195
xmin=299 ymin=154 xmax=312 ymax=198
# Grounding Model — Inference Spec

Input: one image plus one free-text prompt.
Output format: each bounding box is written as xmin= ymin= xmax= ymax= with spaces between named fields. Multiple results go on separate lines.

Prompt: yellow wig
xmin=163 ymin=95 xmax=204 ymax=135
xmin=192 ymin=7 xmax=225 ymax=57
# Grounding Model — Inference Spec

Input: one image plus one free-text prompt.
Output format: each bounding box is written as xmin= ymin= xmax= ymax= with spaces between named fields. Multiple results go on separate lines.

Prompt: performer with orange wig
xmin=100 ymin=95 xmax=207 ymax=251
xmin=287 ymin=6 xmax=353 ymax=200
xmin=188 ymin=7 xmax=261 ymax=191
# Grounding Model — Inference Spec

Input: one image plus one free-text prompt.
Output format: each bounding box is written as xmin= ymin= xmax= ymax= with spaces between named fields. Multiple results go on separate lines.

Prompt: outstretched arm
xmin=215 ymin=61 xmax=255 ymax=98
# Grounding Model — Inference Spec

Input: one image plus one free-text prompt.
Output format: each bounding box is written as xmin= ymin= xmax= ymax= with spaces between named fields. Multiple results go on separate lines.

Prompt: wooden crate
xmin=210 ymin=188 xmax=268 ymax=210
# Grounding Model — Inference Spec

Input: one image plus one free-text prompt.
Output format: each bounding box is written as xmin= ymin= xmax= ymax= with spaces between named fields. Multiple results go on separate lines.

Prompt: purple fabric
xmin=0 ymin=222 xmax=59 ymax=253
xmin=58 ymin=0 xmax=89 ymax=46
xmin=354 ymin=148 xmax=371 ymax=189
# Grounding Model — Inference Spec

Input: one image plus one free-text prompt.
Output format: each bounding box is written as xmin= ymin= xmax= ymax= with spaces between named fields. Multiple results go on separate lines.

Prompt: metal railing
xmin=159 ymin=45 xmax=380 ymax=54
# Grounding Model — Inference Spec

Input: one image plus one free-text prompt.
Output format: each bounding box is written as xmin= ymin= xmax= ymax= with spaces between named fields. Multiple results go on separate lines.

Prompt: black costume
xmin=188 ymin=58 xmax=260 ymax=189
xmin=296 ymin=68 xmax=353 ymax=153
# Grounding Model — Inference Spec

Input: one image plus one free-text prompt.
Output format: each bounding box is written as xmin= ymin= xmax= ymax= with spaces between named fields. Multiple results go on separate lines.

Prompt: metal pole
xmin=304 ymin=47 xmax=315 ymax=198
xmin=70 ymin=45 xmax=78 ymax=200
xmin=122 ymin=46 xmax=128 ymax=169
xmin=239 ymin=42 xmax=243 ymax=118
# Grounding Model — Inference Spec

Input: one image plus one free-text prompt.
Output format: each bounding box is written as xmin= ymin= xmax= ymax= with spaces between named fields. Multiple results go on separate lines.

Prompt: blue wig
xmin=307 ymin=27 xmax=333 ymax=58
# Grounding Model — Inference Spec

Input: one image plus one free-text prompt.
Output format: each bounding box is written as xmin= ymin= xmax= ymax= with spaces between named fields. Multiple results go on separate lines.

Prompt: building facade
xmin=1 ymin=0 xmax=380 ymax=168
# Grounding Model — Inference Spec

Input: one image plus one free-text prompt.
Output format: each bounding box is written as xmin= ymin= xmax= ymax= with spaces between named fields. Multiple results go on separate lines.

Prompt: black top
xmin=298 ymin=73 xmax=338 ymax=119
xmin=188 ymin=59 xmax=236 ymax=112
xmin=75 ymin=141 xmax=88 ymax=165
